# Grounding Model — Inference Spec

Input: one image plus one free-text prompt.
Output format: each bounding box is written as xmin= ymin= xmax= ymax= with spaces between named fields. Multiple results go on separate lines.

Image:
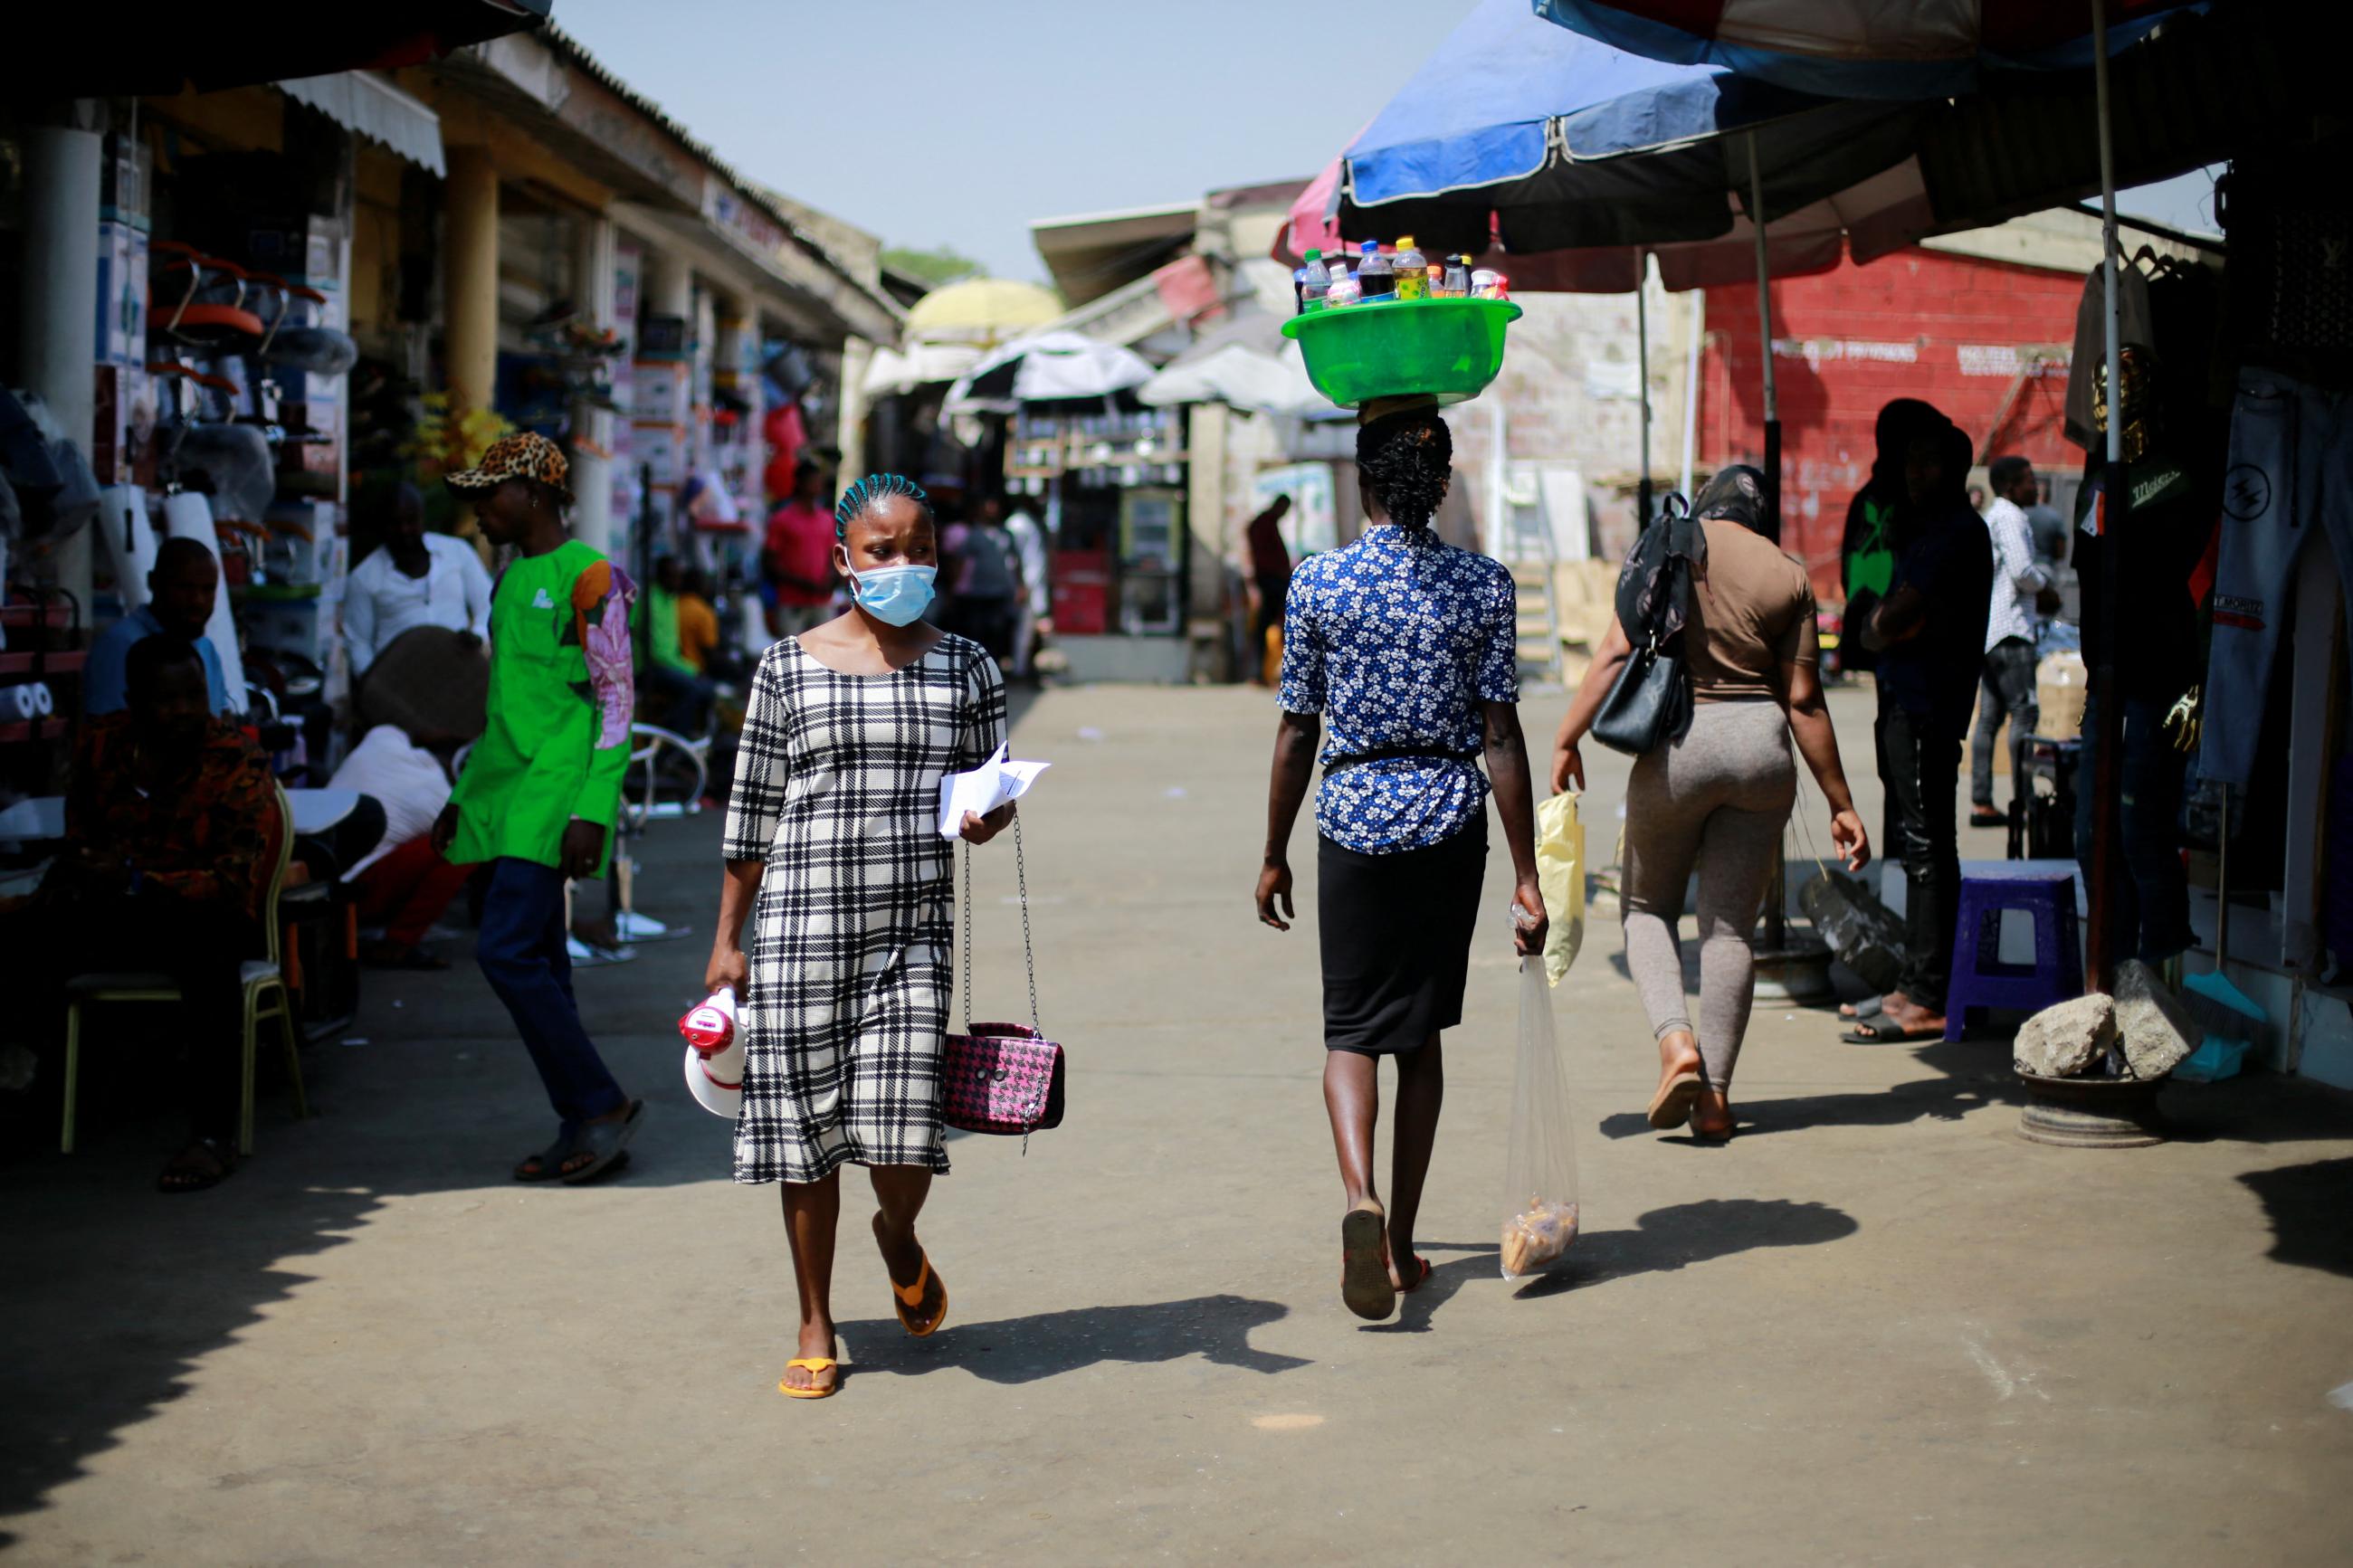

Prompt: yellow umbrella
xmin=903 ymin=278 xmax=1062 ymax=348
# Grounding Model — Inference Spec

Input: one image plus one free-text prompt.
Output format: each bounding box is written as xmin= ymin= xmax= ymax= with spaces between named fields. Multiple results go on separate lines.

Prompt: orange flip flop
xmin=779 ymin=1358 xmax=838 ymax=1399
xmin=892 ymin=1253 xmax=948 ymax=1337
xmin=1648 ymin=1069 xmax=1703 ymax=1129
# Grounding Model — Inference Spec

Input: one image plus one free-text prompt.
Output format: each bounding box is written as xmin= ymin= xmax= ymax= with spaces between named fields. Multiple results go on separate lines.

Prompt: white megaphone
xmin=678 ymin=988 xmax=744 ymax=1118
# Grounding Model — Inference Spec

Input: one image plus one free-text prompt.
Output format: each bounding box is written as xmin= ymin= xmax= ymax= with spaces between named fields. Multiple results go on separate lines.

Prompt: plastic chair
xmin=1944 ymin=866 xmax=2083 ymax=1041
xmin=61 ymin=782 xmax=310 ymax=1155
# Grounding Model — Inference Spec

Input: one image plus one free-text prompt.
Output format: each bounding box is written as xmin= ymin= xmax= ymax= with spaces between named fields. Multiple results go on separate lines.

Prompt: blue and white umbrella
xmin=1320 ymin=0 xmax=1930 ymax=289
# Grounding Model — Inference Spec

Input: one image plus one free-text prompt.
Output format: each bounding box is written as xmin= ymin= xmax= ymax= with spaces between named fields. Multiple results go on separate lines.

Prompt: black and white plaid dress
xmin=721 ymin=634 xmax=1007 ymax=1183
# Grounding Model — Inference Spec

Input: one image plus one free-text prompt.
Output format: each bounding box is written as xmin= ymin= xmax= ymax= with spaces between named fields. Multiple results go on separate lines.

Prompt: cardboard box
xmin=632 ymin=361 xmax=691 ymax=424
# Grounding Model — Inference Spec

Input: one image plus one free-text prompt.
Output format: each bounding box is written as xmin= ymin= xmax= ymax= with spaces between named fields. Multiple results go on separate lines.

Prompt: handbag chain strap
xmin=959 ymin=814 xmax=1040 ymax=1035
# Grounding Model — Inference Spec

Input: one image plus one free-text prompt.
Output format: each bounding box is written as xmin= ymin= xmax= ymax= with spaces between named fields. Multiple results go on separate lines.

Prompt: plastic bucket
xmin=1281 ymin=297 xmax=1521 ymax=408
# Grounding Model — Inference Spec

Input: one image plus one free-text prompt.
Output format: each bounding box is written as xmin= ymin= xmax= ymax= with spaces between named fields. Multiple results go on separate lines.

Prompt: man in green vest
xmin=432 ymin=432 xmax=643 ymax=1183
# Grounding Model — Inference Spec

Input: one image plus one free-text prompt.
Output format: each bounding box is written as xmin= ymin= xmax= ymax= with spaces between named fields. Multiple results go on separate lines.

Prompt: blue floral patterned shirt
xmin=1279 ymin=525 xmax=1519 ymax=854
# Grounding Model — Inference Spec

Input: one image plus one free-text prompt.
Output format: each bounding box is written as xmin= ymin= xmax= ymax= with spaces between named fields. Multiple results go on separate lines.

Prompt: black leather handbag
xmin=1590 ymin=628 xmax=1689 ymax=756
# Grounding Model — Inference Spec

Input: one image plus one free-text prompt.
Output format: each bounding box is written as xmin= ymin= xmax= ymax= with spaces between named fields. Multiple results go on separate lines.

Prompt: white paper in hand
xmin=938 ymin=744 xmax=1050 ymax=838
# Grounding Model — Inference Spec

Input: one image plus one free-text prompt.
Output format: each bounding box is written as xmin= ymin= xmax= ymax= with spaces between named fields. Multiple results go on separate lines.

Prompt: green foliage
xmin=881 ymin=244 xmax=986 ymax=288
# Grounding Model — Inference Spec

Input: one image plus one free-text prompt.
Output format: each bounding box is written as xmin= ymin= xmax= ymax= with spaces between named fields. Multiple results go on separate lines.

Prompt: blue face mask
xmin=849 ymin=563 xmax=937 ymax=626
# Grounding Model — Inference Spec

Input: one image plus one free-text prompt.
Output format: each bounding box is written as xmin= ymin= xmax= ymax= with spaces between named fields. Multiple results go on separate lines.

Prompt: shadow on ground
xmin=1597 ymin=1038 xmax=2020 ymax=1142
xmin=1513 ymin=1199 xmax=1860 ymax=1299
xmin=0 ymin=686 xmax=1071 ymax=1544
xmin=2239 ymin=1156 xmax=2353 ymax=1278
xmin=837 ymin=1294 xmax=1310 ymax=1383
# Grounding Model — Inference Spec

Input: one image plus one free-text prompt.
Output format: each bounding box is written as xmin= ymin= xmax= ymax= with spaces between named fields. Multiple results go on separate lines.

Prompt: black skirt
xmin=1317 ymin=816 xmax=1488 ymax=1055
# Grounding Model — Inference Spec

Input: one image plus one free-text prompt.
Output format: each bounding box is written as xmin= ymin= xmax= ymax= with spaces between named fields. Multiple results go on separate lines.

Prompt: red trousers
xmin=355 ymin=836 xmax=472 ymax=947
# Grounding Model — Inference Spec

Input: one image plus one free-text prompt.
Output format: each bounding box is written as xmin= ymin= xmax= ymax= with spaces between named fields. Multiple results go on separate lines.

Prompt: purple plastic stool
xmin=1944 ymin=868 xmax=2082 ymax=1041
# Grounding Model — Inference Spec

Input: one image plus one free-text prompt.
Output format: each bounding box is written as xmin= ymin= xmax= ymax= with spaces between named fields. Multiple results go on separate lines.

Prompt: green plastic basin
xmin=1281 ymin=297 xmax=1522 ymax=408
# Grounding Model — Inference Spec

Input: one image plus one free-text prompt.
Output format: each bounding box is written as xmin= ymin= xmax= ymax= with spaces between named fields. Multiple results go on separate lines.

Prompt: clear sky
xmin=552 ymin=0 xmax=1463 ymax=281
xmin=551 ymin=0 xmax=2223 ymax=282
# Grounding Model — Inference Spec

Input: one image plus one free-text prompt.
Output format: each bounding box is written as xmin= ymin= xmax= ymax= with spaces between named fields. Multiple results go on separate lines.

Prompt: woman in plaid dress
xmin=707 ymin=475 xmax=1012 ymax=1400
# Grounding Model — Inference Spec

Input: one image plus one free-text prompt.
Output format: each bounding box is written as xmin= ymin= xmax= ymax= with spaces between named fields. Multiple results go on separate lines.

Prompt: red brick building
xmin=1699 ymin=240 xmax=2087 ymax=601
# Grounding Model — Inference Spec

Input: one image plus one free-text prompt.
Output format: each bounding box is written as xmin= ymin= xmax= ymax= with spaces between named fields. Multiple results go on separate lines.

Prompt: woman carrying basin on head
xmin=1549 ymin=466 xmax=1869 ymax=1143
xmin=1257 ymin=397 xmax=1548 ymax=1323
xmin=707 ymin=474 xmax=1015 ymax=1401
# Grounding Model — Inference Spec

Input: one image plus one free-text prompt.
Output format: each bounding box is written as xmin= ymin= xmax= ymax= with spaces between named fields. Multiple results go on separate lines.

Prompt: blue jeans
xmin=2073 ymin=698 xmax=2194 ymax=963
xmin=476 ymin=858 xmax=626 ymax=1131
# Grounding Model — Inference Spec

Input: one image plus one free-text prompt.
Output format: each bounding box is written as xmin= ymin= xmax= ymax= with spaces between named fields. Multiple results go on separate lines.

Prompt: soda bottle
xmin=1300 ymin=248 xmax=1332 ymax=312
xmin=1424 ymin=263 xmax=1448 ymax=299
xmin=1394 ymin=235 xmax=1427 ymax=299
xmin=1444 ymin=255 xmax=1472 ymax=297
xmin=1356 ymin=240 xmax=1394 ymax=300
xmin=1291 ymin=265 xmax=1309 ymax=314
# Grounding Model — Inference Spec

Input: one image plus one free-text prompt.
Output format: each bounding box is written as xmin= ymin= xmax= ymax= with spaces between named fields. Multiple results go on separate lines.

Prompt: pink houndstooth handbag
xmin=942 ymin=820 xmax=1064 ymax=1144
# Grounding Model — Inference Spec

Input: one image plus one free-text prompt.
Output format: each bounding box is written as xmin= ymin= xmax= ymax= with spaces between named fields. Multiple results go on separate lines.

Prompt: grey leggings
xmin=1621 ymin=698 xmax=1796 ymax=1093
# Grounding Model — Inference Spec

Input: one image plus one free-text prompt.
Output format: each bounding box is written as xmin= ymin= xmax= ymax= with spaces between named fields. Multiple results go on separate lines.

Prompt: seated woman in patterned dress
xmin=706 ymin=474 xmax=1015 ymax=1401
xmin=1256 ymin=398 xmax=1549 ymax=1321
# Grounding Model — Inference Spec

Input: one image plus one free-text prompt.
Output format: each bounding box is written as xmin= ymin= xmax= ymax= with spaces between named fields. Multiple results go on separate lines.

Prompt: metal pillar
xmin=2086 ymin=0 xmax=2127 ymax=993
xmin=20 ymin=113 xmax=104 ymax=616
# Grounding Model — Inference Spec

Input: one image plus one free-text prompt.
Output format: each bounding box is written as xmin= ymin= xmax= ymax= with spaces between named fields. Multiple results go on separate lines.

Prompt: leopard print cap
xmin=445 ymin=431 xmax=573 ymax=506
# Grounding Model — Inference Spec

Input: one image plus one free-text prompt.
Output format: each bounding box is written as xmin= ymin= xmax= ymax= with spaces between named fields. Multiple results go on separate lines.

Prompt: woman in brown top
xmin=1551 ymin=468 xmax=1868 ymax=1141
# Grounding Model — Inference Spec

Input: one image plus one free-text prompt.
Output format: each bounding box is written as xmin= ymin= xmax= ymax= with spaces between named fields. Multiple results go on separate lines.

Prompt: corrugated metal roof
xmin=524 ymin=21 xmax=900 ymax=328
xmin=278 ymin=71 xmax=445 ymax=175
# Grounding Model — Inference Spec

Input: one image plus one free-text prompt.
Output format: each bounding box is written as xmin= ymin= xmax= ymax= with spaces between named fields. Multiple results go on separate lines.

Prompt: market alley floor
xmin=5 ymin=682 xmax=2350 ymax=1566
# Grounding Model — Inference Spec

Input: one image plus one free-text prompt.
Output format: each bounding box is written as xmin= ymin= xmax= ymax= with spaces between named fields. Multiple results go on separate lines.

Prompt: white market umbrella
xmin=945 ymin=330 xmax=1155 ymax=413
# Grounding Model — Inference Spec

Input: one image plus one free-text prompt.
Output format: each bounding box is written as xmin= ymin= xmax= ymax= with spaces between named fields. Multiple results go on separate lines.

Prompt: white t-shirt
xmin=329 ymin=725 xmax=454 ymax=879
xmin=1005 ymin=510 xmax=1050 ymax=616
xmin=344 ymin=534 xmax=493 ymax=675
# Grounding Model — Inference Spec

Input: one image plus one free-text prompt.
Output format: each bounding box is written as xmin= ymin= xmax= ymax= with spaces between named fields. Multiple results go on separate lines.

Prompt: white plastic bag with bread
xmin=1500 ymin=961 xmax=1581 ymax=1278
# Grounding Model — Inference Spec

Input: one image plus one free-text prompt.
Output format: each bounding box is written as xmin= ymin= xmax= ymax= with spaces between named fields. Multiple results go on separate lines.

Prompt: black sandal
xmin=158 ymin=1137 xmax=237 ymax=1193
xmin=514 ymin=1130 xmax=576 ymax=1183
xmin=559 ymin=1099 xmax=644 ymax=1185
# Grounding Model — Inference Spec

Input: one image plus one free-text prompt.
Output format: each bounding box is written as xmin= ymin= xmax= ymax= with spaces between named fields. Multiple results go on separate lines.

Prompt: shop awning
xmin=17 ymin=0 xmax=549 ymax=97
xmin=277 ymin=72 xmax=445 ymax=176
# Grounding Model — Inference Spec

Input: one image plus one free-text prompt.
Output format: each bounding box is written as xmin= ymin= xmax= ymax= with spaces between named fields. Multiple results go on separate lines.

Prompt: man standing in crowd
xmin=343 ymin=481 xmax=493 ymax=679
xmin=1969 ymin=456 xmax=2053 ymax=828
xmin=41 ymin=637 xmax=275 ymax=1191
xmin=1244 ymin=494 xmax=1293 ymax=689
xmin=946 ymin=494 xmax=1024 ymax=664
xmin=1004 ymin=496 xmax=1052 ymax=680
xmin=433 ymin=432 xmax=643 ymax=1184
xmin=83 ymin=537 xmax=236 ymax=717
xmin=762 ymin=458 xmax=838 ymax=637
xmin=1844 ymin=415 xmax=1994 ymax=1044
xmin=642 ymin=556 xmax=717 ymax=735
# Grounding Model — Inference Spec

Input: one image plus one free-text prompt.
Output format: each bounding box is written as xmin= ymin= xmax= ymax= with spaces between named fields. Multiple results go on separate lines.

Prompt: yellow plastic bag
xmin=1536 ymin=790 xmax=1586 ymax=987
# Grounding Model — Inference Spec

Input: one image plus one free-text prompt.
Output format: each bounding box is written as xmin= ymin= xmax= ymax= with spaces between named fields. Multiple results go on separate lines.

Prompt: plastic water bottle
xmin=1327 ymin=270 xmax=1362 ymax=309
xmin=1394 ymin=235 xmax=1427 ymax=299
xmin=1300 ymin=249 xmax=1332 ymax=313
xmin=1356 ymin=240 xmax=1394 ymax=300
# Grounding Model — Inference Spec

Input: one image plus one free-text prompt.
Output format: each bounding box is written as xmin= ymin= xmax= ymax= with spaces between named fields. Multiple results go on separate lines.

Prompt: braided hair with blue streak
xmin=834 ymin=473 xmax=932 ymax=537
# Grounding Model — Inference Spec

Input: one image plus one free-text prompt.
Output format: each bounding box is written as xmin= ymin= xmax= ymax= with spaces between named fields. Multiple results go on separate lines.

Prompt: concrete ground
xmin=5 ymin=681 xmax=2351 ymax=1566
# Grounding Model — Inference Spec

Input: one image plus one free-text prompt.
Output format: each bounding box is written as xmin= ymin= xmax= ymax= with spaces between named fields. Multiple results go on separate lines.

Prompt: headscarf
xmin=1691 ymin=464 xmax=1769 ymax=536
